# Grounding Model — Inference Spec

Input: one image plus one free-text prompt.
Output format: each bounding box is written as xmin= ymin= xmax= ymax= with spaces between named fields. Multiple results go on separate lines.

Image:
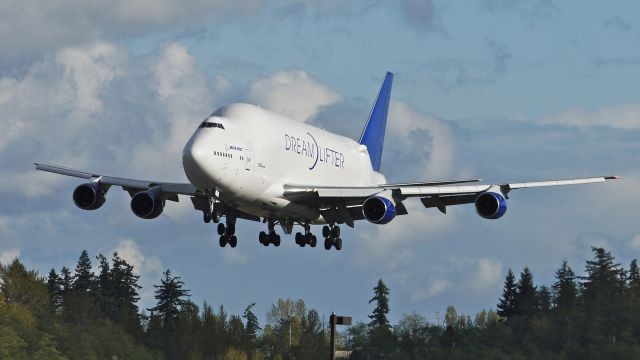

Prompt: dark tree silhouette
xmin=497 ymin=269 xmax=517 ymax=319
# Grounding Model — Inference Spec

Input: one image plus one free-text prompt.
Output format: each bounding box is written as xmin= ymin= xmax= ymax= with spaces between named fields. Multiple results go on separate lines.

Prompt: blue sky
xmin=1 ymin=0 xmax=639 ymax=325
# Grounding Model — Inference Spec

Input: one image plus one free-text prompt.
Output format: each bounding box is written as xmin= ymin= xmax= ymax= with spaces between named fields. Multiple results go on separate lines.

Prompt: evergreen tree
xmin=368 ymin=279 xmax=391 ymax=329
xmin=243 ymin=302 xmax=261 ymax=346
xmin=628 ymin=259 xmax=640 ymax=302
xmin=111 ymin=251 xmax=142 ymax=336
xmin=537 ymin=285 xmax=552 ymax=313
xmin=73 ymin=250 xmax=94 ymax=292
xmin=513 ymin=267 xmax=538 ymax=318
xmin=581 ymin=247 xmax=626 ymax=344
xmin=551 ymin=260 xmax=578 ymax=312
xmin=148 ymin=269 xmax=190 ymax=330
xmin=46 ymin=268 xmax=63 ymax=312
xmin=95 ymin=253 xmax=116 ymax=320
xmin=497 ymin=269 xmax=517 ymax=319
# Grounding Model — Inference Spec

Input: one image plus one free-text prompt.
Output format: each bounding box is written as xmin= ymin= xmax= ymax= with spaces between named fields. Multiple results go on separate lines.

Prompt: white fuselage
xmin=182 ymin=103 xmax=385 ymax=222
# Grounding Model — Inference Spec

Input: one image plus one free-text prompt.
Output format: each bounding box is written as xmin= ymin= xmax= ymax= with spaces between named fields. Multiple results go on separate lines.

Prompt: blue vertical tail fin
xmin=359 ymin=72 xmax=393 ymax=172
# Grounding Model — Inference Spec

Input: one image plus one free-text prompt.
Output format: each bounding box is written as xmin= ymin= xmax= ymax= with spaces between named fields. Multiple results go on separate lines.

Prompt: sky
xmin=1 ymin=0 xmax=639 ymax=326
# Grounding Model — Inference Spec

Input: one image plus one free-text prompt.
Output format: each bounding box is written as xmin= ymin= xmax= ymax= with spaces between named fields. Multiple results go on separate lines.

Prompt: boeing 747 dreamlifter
xmin=36 ymin=72 xmax=617 ymax=250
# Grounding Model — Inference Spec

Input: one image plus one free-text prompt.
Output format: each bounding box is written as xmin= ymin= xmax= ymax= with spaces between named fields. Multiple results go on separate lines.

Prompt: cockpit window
xmin=198 ymin=122 xmax=225 ymax=129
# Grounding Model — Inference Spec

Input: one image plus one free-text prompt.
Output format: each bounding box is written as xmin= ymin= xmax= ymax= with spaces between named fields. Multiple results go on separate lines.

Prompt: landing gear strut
xmin=323 ymin=225 xmax=342 ymax=251
xmin=294 ymin=222 xmax=317 ymax=248
xmin=259 ymin=220 xmax=281 ymax=247
xmin=218 ymin=215 xmax=237 ymax=248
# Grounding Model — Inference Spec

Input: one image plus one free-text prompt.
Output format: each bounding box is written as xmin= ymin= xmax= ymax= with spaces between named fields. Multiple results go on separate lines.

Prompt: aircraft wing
xmin=34 ymin=163 xmax=200 ymax=200
xmin=283 ymin=176 xmax=617 ymax=223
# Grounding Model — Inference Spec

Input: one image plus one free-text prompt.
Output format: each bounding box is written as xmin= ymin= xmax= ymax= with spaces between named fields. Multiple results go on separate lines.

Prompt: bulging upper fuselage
xmin=182 ymin=103 xmax=385 ymax=222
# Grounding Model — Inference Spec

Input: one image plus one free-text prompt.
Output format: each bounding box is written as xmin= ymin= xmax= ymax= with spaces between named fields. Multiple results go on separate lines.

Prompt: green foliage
xmin=3 ymin=245 xmax=640 ymax=359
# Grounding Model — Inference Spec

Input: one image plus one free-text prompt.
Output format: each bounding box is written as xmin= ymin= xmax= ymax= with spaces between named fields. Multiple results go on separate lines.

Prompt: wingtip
xmin=605 ymin=176 xmax=619 ymax=180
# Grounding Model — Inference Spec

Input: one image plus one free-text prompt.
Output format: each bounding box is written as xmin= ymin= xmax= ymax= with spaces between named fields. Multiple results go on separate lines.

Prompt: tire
xmin=332 ymin=226 xmax=340 ymax=238
xmin=217 ymin=223 xmax=225 ymax=236
xmin=212 ymin=212 xmax=220 ymax=223
xmin=274 ymin=235 xmax=281 ymax=247
xmin=219 ymin=236 xmax=227 ymax=247
xmin=229 ymin=236 xmax=237 ymax=248
xmin=324 ymin=238 xmax=332 ymax=250
xmin=227 ymin=224 xmax=236 ymax=236
xmin=310 ymin=235 xmax=317 ymax=248
xmin=295 ymin=232 xmax=303 ymax=245
xmin=259 ymin=231 xmax=267 ymax=245
xmin=322 ymin=226 xmax=330 ymax=238
xmin=335 ymin=238 xmax=342 ymax=251
xmin=204 ymin=213 xmax=211 ymax=223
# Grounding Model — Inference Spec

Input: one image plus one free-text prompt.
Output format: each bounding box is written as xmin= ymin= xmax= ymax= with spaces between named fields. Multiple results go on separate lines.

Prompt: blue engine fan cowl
xmin=475 ymin=192 xmax=507 ymax=219
xmin=131 ymin=187 xmax=164 ymax=219
xmin=72 ymin=182 xmax=106 ymax=210
xmin=362 ymin=196 xmax=396 ymax=224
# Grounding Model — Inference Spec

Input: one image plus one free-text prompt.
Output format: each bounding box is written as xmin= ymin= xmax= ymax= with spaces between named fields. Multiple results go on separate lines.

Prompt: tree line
xmin=0 ymin=246 xmax=639 ymax=359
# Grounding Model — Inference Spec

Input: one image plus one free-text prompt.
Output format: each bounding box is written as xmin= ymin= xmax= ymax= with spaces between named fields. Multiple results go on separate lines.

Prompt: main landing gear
xmin=322 ymin=225 xmax=342 ymax=251
xmin=217 ymin=216 xmax=237 ymax=248
xmin=258 ymin=220 xmax=281 ymax=247
xmin=294 ymin=223 xmax=317 ymax=248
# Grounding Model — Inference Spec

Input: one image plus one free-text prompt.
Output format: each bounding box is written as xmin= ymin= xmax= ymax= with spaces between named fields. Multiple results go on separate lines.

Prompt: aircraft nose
xmin=182 ymin=136 xmax=208 ymax=180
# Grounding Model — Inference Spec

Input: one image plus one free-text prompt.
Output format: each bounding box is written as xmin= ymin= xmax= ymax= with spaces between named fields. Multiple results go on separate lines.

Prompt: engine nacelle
xmin=475 ymin=192 xmax=507 ymax=219
xmin=362 ymin=195 xmax=396 ymax=224
xmin=130 ymin=187 xmax=164 ymax=219
xmin=72 ymin=182 xmax=106 ymax=210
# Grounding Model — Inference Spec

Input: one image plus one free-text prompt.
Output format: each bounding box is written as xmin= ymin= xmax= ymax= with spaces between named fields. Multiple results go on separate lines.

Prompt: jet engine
xmin=362 ymin=194 xmax=396 ymax=224
xmin=72 ymin=182 xmax=106 ymax=210
xmin=130 ymin=187 xmax=164 ymax=219
xmin=475 ymin=192 xmax=507 ymax=219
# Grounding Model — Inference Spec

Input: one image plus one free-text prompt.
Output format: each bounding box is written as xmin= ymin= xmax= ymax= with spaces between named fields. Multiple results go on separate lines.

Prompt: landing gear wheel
xmin=334 ymin=238 xmax=343 ymax=251
xmin=219 ymin=236 xmax=227 ymax=247
xmin=331 ymin=226 xmax=340 ymax=238
xmin=217 ymin=223 xmax=225 ymax=236
xmin=322 ymin=226 xmax=331 ymax=238
xmin=295 ymin=232 xmax=304 ymax=245
xmin=272 ymin=234 xmax=281 ymax=247
xmin=259 ymin=231 xmax=268 ymax=246
xmin=227 ymin=224 xmax=236 ymax=236
xmin=204 ymin=213 xmax=211 ymax=223
xmin=310 ymin=235 xmax=317 ymax=247
xmin=229 ymin=236 xmax=237 ymax=248
xmin=212 ymin=212 xmax=220 ymax=223
xmin=324 ymin=238 xmax=332 ymax=250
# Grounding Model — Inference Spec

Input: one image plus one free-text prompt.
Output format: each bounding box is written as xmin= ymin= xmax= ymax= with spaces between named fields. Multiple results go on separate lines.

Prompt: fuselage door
xmin=245 ymin=149 xmax=252 ymax=170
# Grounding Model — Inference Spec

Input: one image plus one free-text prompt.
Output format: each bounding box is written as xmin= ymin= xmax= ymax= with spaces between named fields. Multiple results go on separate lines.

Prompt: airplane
xmin=35 ymin=72 xmax=617 ymax=251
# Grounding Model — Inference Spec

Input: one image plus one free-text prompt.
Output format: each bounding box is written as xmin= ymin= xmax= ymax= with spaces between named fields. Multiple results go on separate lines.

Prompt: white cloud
xmin=388 ymin=101 xmax=455 ymax=180
xmin=629 ymin=235 xmax=640 ymax=250
xmin=112 ymin=239 xmax=163 ymax=305
xmin=0 ymin=249 xmax=21 ymax=265
xmin=412 ymin=278 xmax=453 ymax=302
xmin=473 ymin=258 xmax=502 ymax=291
xmin=222 ymin=249 xmax=249 ymax=265
xmin=0 ymin=0 xmax=263 ymax=66
xmin=539 ymin=103 xmax=640 ymax=129
xmin=248 ymin=70 xmax=341 ymax=122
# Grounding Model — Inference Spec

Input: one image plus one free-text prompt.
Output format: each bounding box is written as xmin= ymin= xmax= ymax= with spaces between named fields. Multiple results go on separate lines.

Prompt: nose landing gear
xmin=322 ymin=225 xmax=342 ymax=251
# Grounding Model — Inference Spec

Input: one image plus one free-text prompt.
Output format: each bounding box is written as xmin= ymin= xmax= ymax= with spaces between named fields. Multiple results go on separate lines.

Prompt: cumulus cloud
xmin=412 ymin=278 xmax=453 ymax=302
xmin=629 ymin=235 xmax=640 ymax=250
xmin=112 ymin=239 xmax=163 ymax=305
xmin=0 ymin=249 xmax=20 ymax=265
xmin=0 ymin=0 xmax=262 ymax=66
xmin=539 ymin=103 xmax=640 ymax=129
xmin=0 ymin=41 xmax=227 ymax=206
xmin=248 ymin=70 xmax=341 ymax=122
xmin=473 ymin=258 xmax=502 ymax=291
